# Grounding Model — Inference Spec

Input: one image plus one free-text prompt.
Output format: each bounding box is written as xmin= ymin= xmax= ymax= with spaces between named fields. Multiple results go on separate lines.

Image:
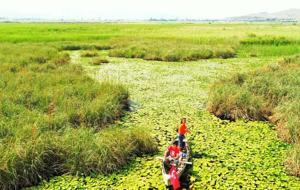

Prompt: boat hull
xmin=161 ymin=138 xmax=191 ymax=186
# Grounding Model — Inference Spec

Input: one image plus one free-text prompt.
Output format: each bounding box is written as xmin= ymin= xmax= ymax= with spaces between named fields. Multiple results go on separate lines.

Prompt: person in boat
xmin=164 ymin=140 xmax=180 ymax=165
xmin=178 ymin=118 xmax=188 ymax=149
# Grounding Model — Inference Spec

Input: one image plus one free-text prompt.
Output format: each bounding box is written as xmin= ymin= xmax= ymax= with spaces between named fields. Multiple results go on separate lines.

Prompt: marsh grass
xmin=238 ymin=35 xmax=300 ymax=58
xmin=1 ymin=22 xmax=300 ymax=189
xmin=81 ymin=50 xmax=99 ymax=57
xmin=208 ymin=55 xmax=300 ymax=176
xmin=61 ymin=44 xmax=111 ymax=51
xmin=1 ymin=23 xmax=299 ymax=61
xmin=0 ymin=43 xmax=156 ymax=189
xmin=62 ymin=127 xmax=157 ymax=175
xmin=286 ymin=144 xmax=300 ymax=177
xmin=238 ymin=44 xmax=300 ymax=57
xmin=90 ymin=57 xmax=109 ymax=65
xmin=109 ymin=38 xmax=237 ymax=62
xmin=52 ymin=52 xmax=71 ymax=65
xmin=240 ymin=35 xmax=298 ymax=46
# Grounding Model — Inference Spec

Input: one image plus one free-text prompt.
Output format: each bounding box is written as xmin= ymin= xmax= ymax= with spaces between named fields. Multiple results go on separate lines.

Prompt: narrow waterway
xmin=33 ymin=54 xmax=300 ymax=189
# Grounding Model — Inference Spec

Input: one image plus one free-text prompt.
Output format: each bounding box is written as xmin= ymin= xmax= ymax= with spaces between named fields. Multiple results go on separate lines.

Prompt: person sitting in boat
xmin=164 ymin=140 xmax=180 ymax=164
xmin=178 ymin=118 xmax=188 ymax=149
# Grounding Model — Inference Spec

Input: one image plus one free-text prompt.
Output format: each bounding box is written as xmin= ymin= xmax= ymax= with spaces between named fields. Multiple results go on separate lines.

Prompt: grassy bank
xmin=208 ymin=55 xmax=300 ymax=176
xmin=0 ymin=43 xmax=157 ymax=189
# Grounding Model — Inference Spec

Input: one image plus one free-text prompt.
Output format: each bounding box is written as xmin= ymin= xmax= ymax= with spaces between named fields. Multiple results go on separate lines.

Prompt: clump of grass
xmin=286 ymin=144 xmax=300 ymax=177
xmin=0 ymin=43 xmax=156 ymax=189
xmin=90 ymin=57 xmax=109 ymax=65
xmin=0 ymin=126 xmax=156 ymax=189
xmin=240 ymin=35 xmax=296 ymax=46
xmin=109 ymin=38 xmax=236 ymax=62
xmin=67 ymin=82 xmax=129 ymax=128
xmin=63 ymin=127 xmax=157 ymax=175
xmin=238 ymin=44 xmax=300 ymax=58
xmin=81 ymin=50 xmax=98 ymax=57
xmin=238 ymin=35 xmax=300 ymax=58
xmin=52 ymin=52 xmax=71 ymax=65
xmin=214 ymin=48 xmax=236 ymax=59
xmin=207 ymin=54 xmax=300 ymax=176
xmin=129 ymin=127 xmax=158 ymax=155
xmin=247 ymin=33 xmax=257 ymax=38
xmin=0 ymin=134 xmax=67 ymax=190
xmin=61 ymin=44 xmax=111 ymax=51
xmin=109 ymin=46 xmax=235 ymax=62
xmin=249 ymin=52 xmax=257 ymax=57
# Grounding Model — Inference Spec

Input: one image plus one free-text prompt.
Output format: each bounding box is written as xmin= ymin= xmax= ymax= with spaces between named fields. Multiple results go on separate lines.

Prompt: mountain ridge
xmin=229 ymin=9 xmax=300 ymax=21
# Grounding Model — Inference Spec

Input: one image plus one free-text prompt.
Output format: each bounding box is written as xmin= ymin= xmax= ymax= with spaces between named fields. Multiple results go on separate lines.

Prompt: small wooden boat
xmin=161 ymin=138 xmax=191 ymax=188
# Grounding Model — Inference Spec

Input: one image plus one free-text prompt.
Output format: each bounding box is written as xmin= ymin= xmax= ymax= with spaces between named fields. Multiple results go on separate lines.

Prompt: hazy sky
xmin=1 ymin=0 xmax=300 ymax=20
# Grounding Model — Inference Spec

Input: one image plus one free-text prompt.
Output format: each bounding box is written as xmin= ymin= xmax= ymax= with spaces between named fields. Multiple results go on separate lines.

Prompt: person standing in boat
xmin=178 ymin=118 xmax=188 ymax=149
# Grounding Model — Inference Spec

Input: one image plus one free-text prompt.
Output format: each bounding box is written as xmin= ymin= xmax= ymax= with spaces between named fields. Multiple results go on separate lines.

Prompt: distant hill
xmin=229 ymin=9 xmax=300 ymax=22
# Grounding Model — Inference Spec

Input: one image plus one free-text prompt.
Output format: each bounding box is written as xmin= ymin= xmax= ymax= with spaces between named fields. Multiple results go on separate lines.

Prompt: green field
xmin=0 ymin=23 xmax=300 ymax=189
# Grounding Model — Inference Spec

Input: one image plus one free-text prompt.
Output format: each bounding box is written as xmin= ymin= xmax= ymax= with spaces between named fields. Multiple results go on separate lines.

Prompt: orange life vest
xmin=178 ymin=123 xmax=187 ymax=135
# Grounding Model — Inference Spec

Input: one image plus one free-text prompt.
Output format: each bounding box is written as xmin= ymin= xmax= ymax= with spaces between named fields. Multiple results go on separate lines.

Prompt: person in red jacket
xmin=178 ymin=118 xmax=188 ymax=149
xmin=169 ymin=164 xmax=181 ymax=190
xmin=164 ymin=141 xmax=180 ymax=163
